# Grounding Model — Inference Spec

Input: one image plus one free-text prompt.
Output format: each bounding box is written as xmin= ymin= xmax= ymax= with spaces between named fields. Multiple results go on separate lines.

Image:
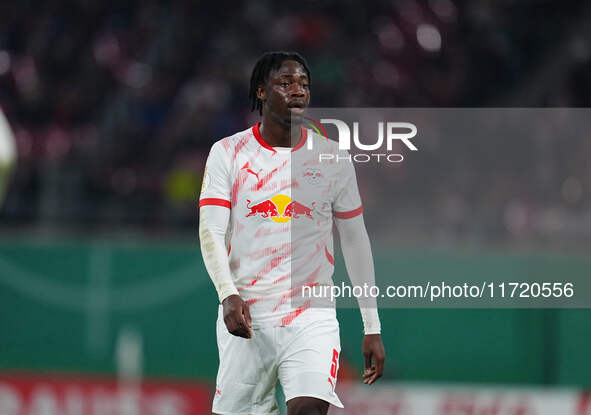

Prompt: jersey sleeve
xmin=333 ymin=153 xmax=363 ymax=219
xmin=199 ymin=141 xmax=232 ymax=208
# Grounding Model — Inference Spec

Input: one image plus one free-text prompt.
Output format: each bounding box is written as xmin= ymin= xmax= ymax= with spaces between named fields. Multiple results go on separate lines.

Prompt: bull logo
xmin=245 ymin=194 xmax=314 ymax=222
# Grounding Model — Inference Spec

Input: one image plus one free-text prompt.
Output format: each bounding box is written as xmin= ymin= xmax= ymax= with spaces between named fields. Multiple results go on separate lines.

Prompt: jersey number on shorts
xmin=328 ymin=348 xmax=339 ymax=391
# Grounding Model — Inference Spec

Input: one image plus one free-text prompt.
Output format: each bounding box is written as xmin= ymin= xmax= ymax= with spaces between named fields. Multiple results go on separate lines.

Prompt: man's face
xmin=257 ymin=60 xmax=310 ymax=126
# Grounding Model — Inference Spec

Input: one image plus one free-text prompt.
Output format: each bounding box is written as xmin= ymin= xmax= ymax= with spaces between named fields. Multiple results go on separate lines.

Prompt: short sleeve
xmin=333 ymin=153 xmax=363 ymax=219
xmin=199 ymin=141 xmax=231 ymax=208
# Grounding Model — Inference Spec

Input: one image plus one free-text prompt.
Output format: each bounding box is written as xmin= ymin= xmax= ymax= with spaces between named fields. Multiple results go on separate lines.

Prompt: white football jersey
xmin=199 ymin=123 xmax=363 ymax=327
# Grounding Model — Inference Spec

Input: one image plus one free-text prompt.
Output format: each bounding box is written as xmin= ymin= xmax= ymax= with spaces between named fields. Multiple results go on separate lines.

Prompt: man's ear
xmin=257 ymin=86 xmax=265 ymax=101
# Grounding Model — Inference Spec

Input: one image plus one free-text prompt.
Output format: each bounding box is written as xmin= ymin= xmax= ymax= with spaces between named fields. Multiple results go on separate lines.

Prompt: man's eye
xmin=281 ymin=82 xmax=289 ymax=87
xmin=303 ymin=84 xmax=309 ymax=89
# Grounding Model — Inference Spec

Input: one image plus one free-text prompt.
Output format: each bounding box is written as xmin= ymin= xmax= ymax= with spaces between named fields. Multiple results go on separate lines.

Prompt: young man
xmin=199 ymin=51 xmax=385 ymax=415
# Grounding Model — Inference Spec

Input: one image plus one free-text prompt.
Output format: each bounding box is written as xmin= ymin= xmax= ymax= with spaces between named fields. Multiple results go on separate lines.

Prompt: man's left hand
xmin=362 ymin=334 xmax=385 ymax=385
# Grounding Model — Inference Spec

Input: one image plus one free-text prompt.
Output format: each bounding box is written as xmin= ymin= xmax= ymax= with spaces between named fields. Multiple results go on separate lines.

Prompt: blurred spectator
xmin=0 ymin=0 xmax=590 ymax=244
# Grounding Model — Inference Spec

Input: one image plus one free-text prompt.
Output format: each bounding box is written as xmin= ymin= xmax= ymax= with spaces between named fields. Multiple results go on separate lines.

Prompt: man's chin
xmin=287 ymin=109 xmax=305 ymax=125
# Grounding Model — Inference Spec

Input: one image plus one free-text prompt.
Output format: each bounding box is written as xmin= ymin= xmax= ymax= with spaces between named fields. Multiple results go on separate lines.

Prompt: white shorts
xmin=212 ymin=307 xmax=344 ymax=415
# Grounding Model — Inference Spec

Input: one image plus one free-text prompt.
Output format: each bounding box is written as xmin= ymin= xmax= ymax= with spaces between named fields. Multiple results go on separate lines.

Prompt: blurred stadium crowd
xmin=1 ymin=0 xmax=590 ymax=242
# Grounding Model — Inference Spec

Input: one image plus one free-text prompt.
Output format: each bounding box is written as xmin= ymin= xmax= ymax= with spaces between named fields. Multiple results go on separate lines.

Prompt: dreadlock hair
xmin=249 ymin=51 xmax=311 ymax=116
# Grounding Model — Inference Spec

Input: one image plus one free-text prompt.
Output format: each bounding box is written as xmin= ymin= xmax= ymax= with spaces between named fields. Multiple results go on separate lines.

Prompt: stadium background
xmin=1 ymin=0 xmax=591 ymax=414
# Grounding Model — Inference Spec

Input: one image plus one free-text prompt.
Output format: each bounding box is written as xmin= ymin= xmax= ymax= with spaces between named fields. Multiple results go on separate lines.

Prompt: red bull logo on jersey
xmin=246 ymin=194 xmax=314 ymax=223
xmin=302 ymin=168 xmax=324 ymax=185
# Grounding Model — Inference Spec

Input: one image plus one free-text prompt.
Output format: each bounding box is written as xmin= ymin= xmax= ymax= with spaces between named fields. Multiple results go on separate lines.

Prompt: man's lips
xmin=289 ymin=107 xmax=305 ymax=114
xmin=288 ymin=102 xmax=306 ymax=114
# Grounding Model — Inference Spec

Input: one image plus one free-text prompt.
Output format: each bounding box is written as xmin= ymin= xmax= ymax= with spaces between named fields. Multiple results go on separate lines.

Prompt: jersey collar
xmin=252 ymin=122 xmax=308 ymax=153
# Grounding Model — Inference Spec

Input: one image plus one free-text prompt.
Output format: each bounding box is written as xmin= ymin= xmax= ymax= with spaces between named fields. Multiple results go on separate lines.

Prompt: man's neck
xmin=259 ymin=117 xmax=301 ymax=148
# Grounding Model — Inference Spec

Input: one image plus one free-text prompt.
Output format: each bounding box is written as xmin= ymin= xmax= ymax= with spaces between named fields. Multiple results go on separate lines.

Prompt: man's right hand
xmin=222 ymin=294 xmax=252 ymax=338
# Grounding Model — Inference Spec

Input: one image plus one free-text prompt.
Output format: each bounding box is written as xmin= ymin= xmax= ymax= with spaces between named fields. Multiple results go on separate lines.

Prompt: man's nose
xmin=291 ymin=84 xmax=305 ymax=97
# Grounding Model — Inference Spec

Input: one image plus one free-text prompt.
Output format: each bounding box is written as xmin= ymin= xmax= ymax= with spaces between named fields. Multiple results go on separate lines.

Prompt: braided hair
xmin=249 ymin=51 xmax=311 ymax=115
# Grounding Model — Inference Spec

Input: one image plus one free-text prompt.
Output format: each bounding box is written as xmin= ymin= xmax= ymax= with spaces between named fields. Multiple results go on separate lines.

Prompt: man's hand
xmin=222 ymin=294 xmax=252 ymax=338
xmin=362 ymin=334 xmax=385 ymax=385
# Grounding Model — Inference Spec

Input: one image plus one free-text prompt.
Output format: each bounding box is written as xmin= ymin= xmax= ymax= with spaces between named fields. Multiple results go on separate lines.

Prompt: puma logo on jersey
xmin=241 ymin=162 xmax=262 ymax=181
